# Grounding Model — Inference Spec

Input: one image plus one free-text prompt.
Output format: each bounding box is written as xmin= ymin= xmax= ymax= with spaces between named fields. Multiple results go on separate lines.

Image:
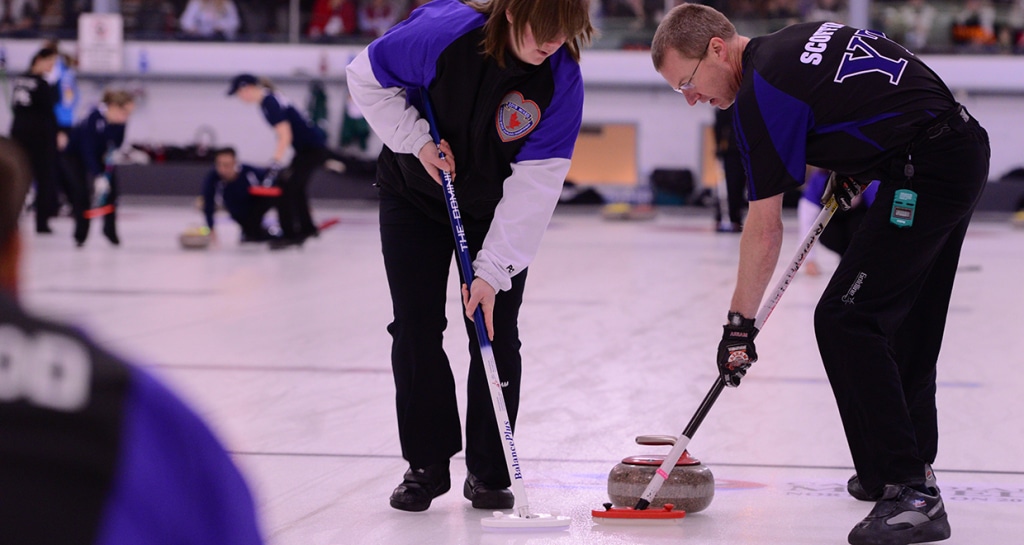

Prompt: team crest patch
xmin=496 ymin=91 xmax=540 ymax=142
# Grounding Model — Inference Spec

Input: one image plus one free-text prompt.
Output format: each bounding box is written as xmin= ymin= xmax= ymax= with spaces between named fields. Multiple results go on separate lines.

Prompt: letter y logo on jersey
xmin=496 ymin=91 xmax=540 ymax=142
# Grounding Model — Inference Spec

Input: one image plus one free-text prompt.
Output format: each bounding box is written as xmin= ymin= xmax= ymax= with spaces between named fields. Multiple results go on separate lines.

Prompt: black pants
xmin=225 ymin=193 xmax=275 ymax=239
xmin=820 ymin=202 xmax=868 ymax=257
xmin=814 ymin=108 xmax=989 ymax=496
xmin=278 ymin=147 xmax=326 ymax=239
xmin=379 ymin=188 xmax=526 ymax=487
xmin=59 ymin=154 xmax=119 ymax=244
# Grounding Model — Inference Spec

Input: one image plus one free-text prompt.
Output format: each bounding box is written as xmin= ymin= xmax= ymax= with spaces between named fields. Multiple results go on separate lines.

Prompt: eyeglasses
xmin=674 ymin=43 xmax=709 ymax=93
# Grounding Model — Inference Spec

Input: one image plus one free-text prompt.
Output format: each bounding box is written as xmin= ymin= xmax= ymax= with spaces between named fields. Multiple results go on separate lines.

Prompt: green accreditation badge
xmin=890 ymin=189 xmax=917 ymax=228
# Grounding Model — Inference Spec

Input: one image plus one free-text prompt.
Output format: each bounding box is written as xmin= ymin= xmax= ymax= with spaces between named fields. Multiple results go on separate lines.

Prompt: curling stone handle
xmin=635 ymin=435 xmax=677 ymax=446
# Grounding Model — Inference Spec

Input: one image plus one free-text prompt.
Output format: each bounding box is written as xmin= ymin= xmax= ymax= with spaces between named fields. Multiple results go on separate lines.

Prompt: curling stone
xmin=607 ymin=435 xmax=714 ymax=513
xmin=1012 ymin=210 xmax=1024 ymax=229
xmin=601 ymin=202 xmax=632 ymax=220
xmin=178 ymin=226 xmax=211 ymax=250
xmin=601 ymin=203 xmax=658 ymax=221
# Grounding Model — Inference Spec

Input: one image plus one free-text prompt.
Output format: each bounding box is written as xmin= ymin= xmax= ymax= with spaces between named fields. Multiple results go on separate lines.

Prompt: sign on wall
xmin=78 ymin=13 xmax=124 ymax=73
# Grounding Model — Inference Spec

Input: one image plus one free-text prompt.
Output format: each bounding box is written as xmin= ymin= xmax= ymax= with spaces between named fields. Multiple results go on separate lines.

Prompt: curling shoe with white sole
xmin=848 ymin=484 xmax=950 ymax=545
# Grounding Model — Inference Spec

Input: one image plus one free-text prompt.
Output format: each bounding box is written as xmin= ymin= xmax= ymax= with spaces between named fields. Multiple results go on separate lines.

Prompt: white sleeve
xmin=344 ymin=48 xmax=433 ymax=157
xmin=472 ymin=157 xmax=570 ymax=292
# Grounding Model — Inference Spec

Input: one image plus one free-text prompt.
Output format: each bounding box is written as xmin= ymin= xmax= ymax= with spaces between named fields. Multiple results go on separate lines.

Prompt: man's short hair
xmin=651 ymin=3 xmax=737 ymax=71
xmin=215 ymin=147 xmax=237 ymax=159
xmin=0 ymin=138 xmax=31 ymax=254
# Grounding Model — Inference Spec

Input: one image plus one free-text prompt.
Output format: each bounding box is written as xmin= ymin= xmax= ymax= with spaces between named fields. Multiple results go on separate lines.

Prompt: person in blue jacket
xmin=0 ymin=136 xmax=265 ymax=545
xmin=347 ymin=0 xmax=593 ymax=513
xmin=200 ymin=146 xmax=276 ymax=243
xmin=228 ymin=74 xmax=327 ymax=249
xmin=58 ymin=89 xmax=135 ymax=247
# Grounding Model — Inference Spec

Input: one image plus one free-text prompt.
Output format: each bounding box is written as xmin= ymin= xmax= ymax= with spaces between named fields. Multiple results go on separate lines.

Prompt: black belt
xmin=891 ymin=105 xmax=973 ymax=181
xmin=921 ymin=104 xmax=972 ymax=142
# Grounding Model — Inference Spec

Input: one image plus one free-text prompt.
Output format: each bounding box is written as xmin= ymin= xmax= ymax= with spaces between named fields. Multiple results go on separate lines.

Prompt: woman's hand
xmin=417 ymin=139 xmax=455 ymax=185
xmin=462 ymin=278 xmax=496 ymax=341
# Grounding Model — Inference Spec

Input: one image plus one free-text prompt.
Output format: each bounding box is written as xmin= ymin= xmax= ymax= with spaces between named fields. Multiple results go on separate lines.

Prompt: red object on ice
xmin=249 ymin=186 xmax=282 ymax=197
xmin=83 ymin=204 xmax=115 ymax=219
xmin=318 ymin=217 xmax=340 ymax=231
xmin=591 ymin=502 xmax=686 ymax=522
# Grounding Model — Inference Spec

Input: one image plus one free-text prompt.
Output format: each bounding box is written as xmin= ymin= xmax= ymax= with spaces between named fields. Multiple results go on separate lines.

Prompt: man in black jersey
xmin=652 ymin=5 xmax=989 ymax=545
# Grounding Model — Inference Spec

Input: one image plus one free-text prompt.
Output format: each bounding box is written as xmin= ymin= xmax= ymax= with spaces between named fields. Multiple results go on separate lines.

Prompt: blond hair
xmin=102 ymin=89 xmax=136 ymax=108
xmin=651 ymin=3 xmax=736 ymax=70
xmin=471 ymin=0 xmax=594 ymax=68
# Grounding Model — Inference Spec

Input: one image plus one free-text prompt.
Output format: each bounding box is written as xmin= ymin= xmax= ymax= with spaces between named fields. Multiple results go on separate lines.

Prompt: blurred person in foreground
xmin=0 ymin=136 xmax=265 ymax=545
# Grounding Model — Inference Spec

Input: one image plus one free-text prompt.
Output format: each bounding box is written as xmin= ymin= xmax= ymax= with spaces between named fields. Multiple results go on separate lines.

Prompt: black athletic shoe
xmin=240 ymin=230 xmax=273 ymax=244
xmin=848 ymin=464 xmax=938 ymax=502
xmin=103 ymin=226 xmax=120 ymax=246
xmin=268 ymin=236 xmax=304 ymax=250
xmin=463 ymin=472 xmax=514 ymax=510
xmin=848 ymin=484 xmax=950 ymax=545
xmin=389 ymin=464 xmax=451 ymax=512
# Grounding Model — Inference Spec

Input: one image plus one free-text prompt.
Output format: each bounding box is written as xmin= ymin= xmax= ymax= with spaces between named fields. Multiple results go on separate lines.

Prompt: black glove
xmin=717 ymin=312 xmax=758 ymax=387
xmin=821 ymin=172 xmax=868 ymax=212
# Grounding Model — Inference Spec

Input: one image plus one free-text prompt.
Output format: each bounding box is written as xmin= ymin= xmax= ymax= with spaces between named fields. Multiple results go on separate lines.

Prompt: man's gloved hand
xmin=821 ymin=171 xmax=868 ymax=212
xmin=717 ymin=312 xmax=758 ymax=387
xmin=92 ymin=175 xmax=110 ymax=206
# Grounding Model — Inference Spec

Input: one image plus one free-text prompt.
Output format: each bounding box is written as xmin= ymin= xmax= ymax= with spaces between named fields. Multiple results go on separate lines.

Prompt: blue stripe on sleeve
xmin=367 ymin=0 xmax=485 ymax=91
xmin=813 ymin=113 xmax=901 ymax=151
xmin=516 ymin=49 xmax=584 ymax=162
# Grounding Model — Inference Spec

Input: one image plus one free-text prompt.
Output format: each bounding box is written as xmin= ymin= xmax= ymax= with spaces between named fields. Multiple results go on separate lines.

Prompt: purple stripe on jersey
xmin=753 ymin=70 xmax=813 ymax=186
xmin=94 ymin=368 xmax=262 ymax=545
xmin=813 ymin=112 xmax=902 ymax=151
xmin=367 ymin=0 xmax=485 ymax=90
xmin=516 ymin=49 xmax=584 ymax=162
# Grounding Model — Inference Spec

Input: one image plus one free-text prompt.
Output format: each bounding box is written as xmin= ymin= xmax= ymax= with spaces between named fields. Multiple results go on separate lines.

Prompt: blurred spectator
xmin=726 ymin=0 xmax=762 ymax=20
xmin=1003 ymin=0 xmax=1024 ymax=52
xmin=358 ymin=0 xmax=399 ymax=38
xmin=601 ymin=0 xmax=663 ymax=29
xmin=764 ymin=0 xmax=800 ymax=28
xmin=307 ymin=0 xmax=356 ymax=40
xmin=135 ymin=0 xmax=180 ymax=38
xmin=180 ymin=0 xmax=240 ymax=40
xmin=951 ymin=0 xmax=997 ymax=48
xmin=804 ymin=0 xmax=844 ymax=23
xmin=882 ymin=0 xmax=935 ymax=51
xmin=236 ymin=0 xmax=287 ymax=39
xmin=0 ymin=0 xmax=40 ymax=37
